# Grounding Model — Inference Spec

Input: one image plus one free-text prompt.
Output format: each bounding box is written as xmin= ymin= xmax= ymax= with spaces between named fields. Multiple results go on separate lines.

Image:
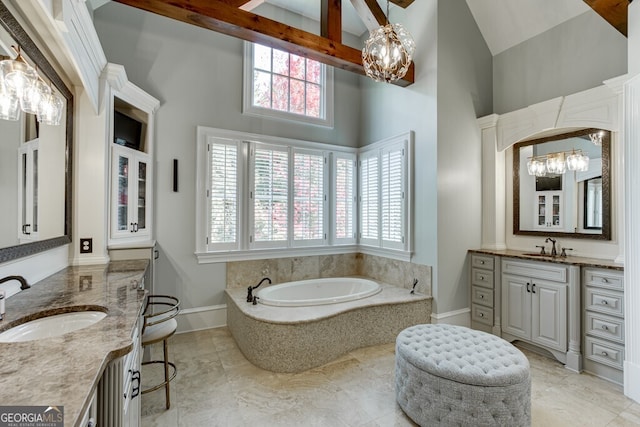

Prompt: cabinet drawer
xmin=502 ymin=259 xmax=567 ymax=283
xmin=471 ymin=286 xmax=493 ymax=307
xmin=584 ymin=269 xmax=623 ymax=291
xmin=585 ymin=287 xmax=624 ymax=317
xmin=585 ymin=336 xmax=624 ymax=370
xmin=471 ymin=304 xmax=493 ymax=326
xmin=471 ymin=254 xmax=494 ymax=270
xmin=585 ymin=311 xmax=624 ymax=343
xmin=471 ymin=268 xmax=494 ymax=288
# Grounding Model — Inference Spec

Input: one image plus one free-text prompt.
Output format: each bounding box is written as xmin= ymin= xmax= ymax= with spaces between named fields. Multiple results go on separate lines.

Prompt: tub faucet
xmin=247 ymin=277 xmax=271 ymax=302
xmin=545 ymin=238 xmax=557 ymax=257
xmin=0 ymin=275 xmax=29 ymax=290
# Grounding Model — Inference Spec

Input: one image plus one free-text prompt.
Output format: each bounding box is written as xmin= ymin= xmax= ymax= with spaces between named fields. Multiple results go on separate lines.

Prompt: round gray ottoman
xmin=395 ymin=324 xmax=531 ymax=427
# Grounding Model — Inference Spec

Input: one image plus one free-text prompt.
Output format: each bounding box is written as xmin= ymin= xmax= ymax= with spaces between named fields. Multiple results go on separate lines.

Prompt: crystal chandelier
xmin=527 ymin=149 xmax=589 ymax=177
xmin=589 ymin=131 xmax=603 ymax=146
xmin=362 ymin=0 xmax=415 ymax=83
xmin=0 ymin=47 xmax=64 ymax=125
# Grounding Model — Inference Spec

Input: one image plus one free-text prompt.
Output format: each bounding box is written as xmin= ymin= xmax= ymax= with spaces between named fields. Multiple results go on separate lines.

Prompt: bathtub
xmin=256 ymin=277 xmax=381 ymax=307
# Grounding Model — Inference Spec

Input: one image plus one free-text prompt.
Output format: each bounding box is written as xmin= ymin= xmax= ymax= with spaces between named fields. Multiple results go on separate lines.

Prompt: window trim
xmin=242 ymin=42 xmax=334 ymax=128
xmin=195 ymin=127 xmax=413 ymax=263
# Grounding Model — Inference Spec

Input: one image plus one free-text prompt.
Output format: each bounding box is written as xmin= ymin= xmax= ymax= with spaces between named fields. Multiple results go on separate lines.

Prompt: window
xmin=243 ymin=42 xmax=334 ymax=127
xmin=359 ymin=135 xmax=410 ymax=252
xmin=196 ymin=127 xmax=411 ymax=262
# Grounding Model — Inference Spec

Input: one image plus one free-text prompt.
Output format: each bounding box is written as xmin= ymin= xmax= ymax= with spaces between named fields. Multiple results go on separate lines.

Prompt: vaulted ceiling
xmin=92 ymin=0 xmax=631 ymax=86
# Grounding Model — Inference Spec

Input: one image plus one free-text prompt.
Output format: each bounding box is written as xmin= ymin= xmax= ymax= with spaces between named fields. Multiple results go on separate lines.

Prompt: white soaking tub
xmin=256 ymin=277 xmax=381 ymax=307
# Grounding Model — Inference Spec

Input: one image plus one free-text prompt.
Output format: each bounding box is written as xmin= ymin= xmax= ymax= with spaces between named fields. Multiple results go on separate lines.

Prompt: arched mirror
xmin=0 ymin=2 xmax=73 ymax=262
xmin=513 ymin=128 xmax=611 ymax=240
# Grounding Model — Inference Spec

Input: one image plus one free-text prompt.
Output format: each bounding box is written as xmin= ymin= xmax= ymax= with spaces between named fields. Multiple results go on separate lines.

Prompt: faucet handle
xmin=561 ymin=247 xmax=573 ymax=257
xmin=535 ymin=245 xmax=546 ymax=255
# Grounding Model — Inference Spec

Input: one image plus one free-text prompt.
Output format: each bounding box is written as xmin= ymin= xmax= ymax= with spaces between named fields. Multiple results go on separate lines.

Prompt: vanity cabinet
xmin=533 ymin=191 xmax=563 ymax=230
xmin=583 ymin=268 xmax=624 ymax=384
xmin=470 ymin=254 xmax=500 ymax=334
xmin=501 ymin=258 xmax=581 ymax=370
xmin=110 ymin=146 xmax=151 ymax=242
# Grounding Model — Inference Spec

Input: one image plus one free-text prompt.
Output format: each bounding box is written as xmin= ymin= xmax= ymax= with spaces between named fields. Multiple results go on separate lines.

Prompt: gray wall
xmin=94 ymin=3 xmax=362 ymax=308
xmin=493 ymin=11 xmax=627 ymax=114
xmin=436 ymin=0 xmax=491 ymax=314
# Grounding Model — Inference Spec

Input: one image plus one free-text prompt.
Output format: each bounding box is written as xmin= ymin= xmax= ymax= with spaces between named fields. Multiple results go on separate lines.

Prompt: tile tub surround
xmin=0 ymin=260 xmax=148 ymax=427
xmin=227 ymin=253 xmax=432 ymax=296
xmin=225 ymin=284 xmax=432 ymax=373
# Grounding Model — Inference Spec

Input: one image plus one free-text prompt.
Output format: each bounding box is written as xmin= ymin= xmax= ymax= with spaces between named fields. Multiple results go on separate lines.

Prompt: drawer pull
xmin=480 ymin=294 xmax=484 ymax=299
xmin=603 ymin=278 xmax=609 ymax=283
xmin=479 ymin=312 xmax=484 ymax=317
xmin=601 ymin=300 xmax=608 ymax=305
xmin=479 ymin=275 xmax=484 ymax=280
xmin=601 ymin=351 xmax=608 ymax=357
xmin=601 ymin=325 xmax=609 ymax=330
xmin=480 ymin=261 xmax=485 ymax=265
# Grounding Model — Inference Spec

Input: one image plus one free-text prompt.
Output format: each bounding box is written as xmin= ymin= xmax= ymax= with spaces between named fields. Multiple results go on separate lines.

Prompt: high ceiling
xmin=89 ymin=0 xmax=596 ymax=56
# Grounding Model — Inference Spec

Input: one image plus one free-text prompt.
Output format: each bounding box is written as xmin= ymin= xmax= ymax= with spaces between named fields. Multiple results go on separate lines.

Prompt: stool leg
xmin=163 ymin=339 xmax=171 ymax=409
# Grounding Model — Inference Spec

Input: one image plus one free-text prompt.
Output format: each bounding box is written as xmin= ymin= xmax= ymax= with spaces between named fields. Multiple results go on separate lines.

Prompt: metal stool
xmin=141 ymin=295 xmax=179 ymax=409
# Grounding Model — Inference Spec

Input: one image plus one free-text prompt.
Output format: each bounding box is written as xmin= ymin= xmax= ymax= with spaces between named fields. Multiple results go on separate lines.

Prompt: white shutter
xmin=359 ymin=151 xmax=379 ymax=245
xmin=293 ymin=148 xmax=326 ymax=246
xmin=251 ymin=143 xmax=289 ymax=247
xmin=381 ymin=143 xmax=405 ymax=249
xmin=208 ymin=139 xmax=239 ymax=250
xmin=333 ymin=153 xmax=356 ymax=244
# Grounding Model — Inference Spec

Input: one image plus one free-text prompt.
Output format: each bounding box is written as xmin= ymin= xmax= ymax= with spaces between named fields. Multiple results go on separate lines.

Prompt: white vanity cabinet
xmin=583 ymin=268 xmax=624 ymax=384
xmin=470 ymin=254 xmax=501 ymax=334
xmin=501 ymin=258 xmax=581 ymax=371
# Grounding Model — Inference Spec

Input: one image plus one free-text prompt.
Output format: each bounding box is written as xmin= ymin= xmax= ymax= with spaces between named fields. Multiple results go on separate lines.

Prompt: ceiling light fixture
xmin=589 ymin=131 xmax=604 ymax=146
xmin=362 ymin=0 xmax=415 ymax=83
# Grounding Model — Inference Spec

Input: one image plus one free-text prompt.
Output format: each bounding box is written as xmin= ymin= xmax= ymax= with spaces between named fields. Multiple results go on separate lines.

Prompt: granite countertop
xmin=0 ymin=260 xmax=148 ymax=427
xmin=469 ymin=248 xmax=624 ymax=271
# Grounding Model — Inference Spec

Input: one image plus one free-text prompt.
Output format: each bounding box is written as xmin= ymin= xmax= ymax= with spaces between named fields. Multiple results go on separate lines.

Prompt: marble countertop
xmin=469 ymin=248 xmax=624 ymax=271
xmin=0 ymin=260 xmax=148 ymax=427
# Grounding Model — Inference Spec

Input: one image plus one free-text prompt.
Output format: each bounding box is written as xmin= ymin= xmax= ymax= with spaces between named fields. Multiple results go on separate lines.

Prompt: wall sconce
xmin=0 ymin=47 xmax=64 ymax=125
xmin=527 ymin=149 xmax=589 ymax=177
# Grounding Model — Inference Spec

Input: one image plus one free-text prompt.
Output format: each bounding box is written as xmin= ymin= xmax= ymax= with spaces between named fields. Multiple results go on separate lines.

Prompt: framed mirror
xmin=0 ymin=2 xmax=73 ymax=263
xmin=513 ymin=128 xmax=610 ymax=240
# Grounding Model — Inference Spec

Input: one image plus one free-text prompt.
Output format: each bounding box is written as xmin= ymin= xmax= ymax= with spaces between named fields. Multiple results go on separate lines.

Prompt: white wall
xmin=93 ymin=2 xmax=362 ymax=308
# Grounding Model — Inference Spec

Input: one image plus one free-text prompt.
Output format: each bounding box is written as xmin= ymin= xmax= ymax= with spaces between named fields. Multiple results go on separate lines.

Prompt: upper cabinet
xmin=105 ymin=65 xmax=159 ymax=246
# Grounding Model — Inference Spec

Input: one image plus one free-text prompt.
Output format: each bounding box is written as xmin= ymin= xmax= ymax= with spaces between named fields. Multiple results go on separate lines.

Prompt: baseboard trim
xmin=430 ymin=308 xmax=471 ymax=327
xmin=176 ymin=304 xmax=227 ymax=334
xmin=624 ymin=360 xmax=640 ymax=403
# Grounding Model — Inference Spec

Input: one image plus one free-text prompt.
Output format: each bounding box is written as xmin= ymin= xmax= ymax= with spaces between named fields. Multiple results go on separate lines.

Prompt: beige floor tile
xmin=533 ymin=386 xmax=619 ymax=427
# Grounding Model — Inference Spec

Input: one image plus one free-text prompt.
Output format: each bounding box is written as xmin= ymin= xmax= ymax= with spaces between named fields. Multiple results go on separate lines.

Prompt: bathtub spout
xmin=246 ymin=277 xmax=272 ymax=302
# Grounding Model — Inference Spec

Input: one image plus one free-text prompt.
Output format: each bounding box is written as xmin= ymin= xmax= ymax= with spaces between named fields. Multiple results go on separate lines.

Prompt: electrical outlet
xmin=80 ymin=238 xmax=93 ymax=254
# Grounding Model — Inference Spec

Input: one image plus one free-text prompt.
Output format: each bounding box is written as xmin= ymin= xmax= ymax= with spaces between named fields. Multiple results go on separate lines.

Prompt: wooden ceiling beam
xmin=350 ymin=0 xmax=387 ymax=31
xmin=321 ymin=0 xmax=342 ymax=43
xmin=389 ymin=0 xmax=415 ymax=7
xmin=583 ymin=0 xmax=630 ymax=36
xmin=112 ymin=0 xmax=414 ymax=86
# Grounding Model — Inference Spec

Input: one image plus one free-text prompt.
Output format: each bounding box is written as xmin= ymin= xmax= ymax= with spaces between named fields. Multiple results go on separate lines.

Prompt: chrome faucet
xmin=246 ymin=277 xmax=271 ymax=303
xmin=0 ymin=275 xmax=29 ymax=290
xmin=545 ymin=238 xmax=557 ymax=257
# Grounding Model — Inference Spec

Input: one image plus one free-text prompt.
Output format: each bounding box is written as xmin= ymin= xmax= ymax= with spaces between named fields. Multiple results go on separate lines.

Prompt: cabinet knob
xmin=479 ymin=275 xmax=484 ymax=280
xmin=602 ymin=325 xmax=609 ymax=330
xmin=480 ymin=294 xmax=484 ymax=299
xmin=601 ymin=351 xmax=608 ymax=357
xmin=480 ymin=261 xmax=485 ymax=265
xmin=479 ymin=313 xmax=484 ymax=317
xmin=601 ymin=300 xmax=608 ymax=305
xmin=602 ymin=278 xmax=609 ymax=283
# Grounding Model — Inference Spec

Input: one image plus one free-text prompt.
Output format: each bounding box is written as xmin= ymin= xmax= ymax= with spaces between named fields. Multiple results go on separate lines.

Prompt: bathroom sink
xmin=521 ymin=253 xmax=556 ymax=258
xmin=0 ymin=310 xmax=107 ymax=343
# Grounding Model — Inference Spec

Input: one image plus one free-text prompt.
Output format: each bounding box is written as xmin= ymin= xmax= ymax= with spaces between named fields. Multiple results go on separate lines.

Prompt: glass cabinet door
xmin=534 ymin=191 xmax=562 ymax=230
xmin=137 ymin=160 xmax=147 ymax=231
xmin=117 ymin=154 xmax=129 ymax=231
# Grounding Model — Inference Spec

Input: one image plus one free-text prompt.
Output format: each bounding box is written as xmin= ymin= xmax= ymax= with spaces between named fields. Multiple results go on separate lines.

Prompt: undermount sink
xmin=0 ymin=310 xmax=107 ymax=343
xmin=521 ymin=253 xmax=556 ymax=258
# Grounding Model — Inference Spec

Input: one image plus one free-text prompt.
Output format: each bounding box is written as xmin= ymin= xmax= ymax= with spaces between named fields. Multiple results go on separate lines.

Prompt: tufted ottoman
xmin=395 ymin=324 xmax=531 ymax=427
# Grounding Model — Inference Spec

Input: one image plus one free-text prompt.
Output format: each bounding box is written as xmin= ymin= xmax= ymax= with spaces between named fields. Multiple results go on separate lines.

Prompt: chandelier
xmin=362 ymin=0 xmax=415 ymax=83
xmin=0 ymin=46 xmax=64 ymax=125
xmin=527 ymin=149 xmax=589 ymax=177
xmin=589 ymin=131 xmax=604 ymax=146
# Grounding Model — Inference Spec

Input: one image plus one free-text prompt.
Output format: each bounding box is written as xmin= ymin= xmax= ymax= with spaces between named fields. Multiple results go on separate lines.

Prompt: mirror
xmin=0 ymin=2 xmax=73 ymax=263
xmin=513 ymin=128 xmax=611 ymax=240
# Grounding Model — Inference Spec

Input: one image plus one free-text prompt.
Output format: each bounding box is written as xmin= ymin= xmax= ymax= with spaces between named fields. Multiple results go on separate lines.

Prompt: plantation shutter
xmin=293 ymin=149 xmax=326 ymax=245
xmin=333 ymin=153 xmax=356 ymax=243
xmin=208 ymin=139 xmax=239 ymax=250
xmin=251 ymin=143 xmax=289 ymax=247
xmin=381 ymin=143 xmax=405 ymax=248
xmin=359 ymin=152 xmax=379 ymax=244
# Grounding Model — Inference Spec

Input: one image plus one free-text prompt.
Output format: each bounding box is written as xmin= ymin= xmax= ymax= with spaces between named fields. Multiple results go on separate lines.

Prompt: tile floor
xmin=141 ymin=327 xmax=640 ymax=426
